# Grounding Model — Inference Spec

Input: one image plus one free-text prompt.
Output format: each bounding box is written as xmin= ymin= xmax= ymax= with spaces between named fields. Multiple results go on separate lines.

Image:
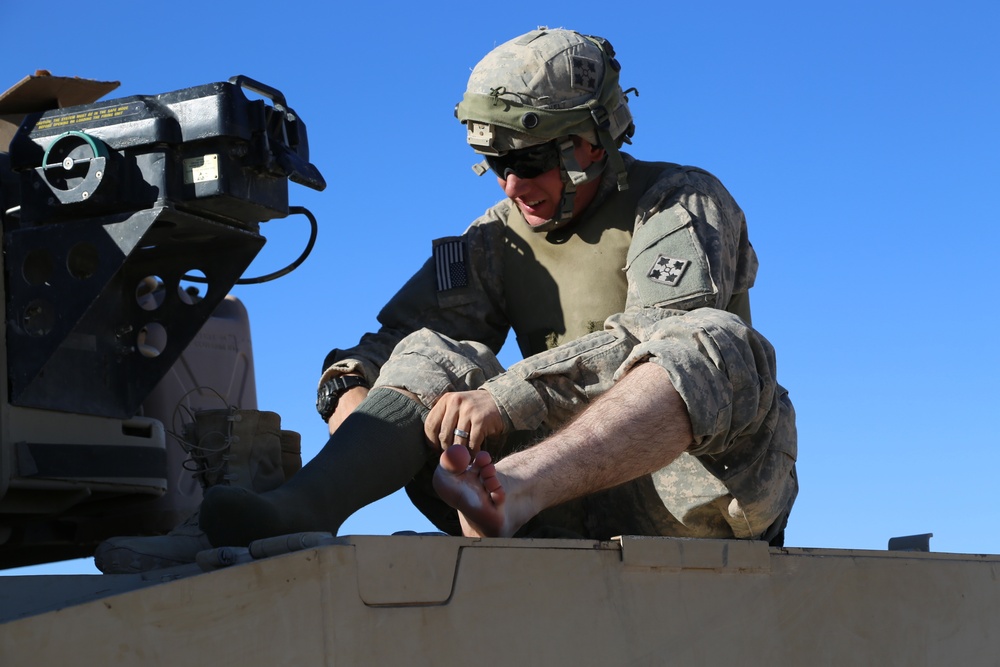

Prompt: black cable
xmin=181 ymin=205 xmax=318 ymax=286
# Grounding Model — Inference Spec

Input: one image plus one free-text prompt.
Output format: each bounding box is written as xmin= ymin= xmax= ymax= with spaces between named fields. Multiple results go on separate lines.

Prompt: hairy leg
xmin=433 ymin=363 xmax=694 ymax=537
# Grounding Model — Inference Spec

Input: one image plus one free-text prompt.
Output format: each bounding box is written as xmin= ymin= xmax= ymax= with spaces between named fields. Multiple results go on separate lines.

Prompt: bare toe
xmin=433 ymin=447 xmax=509 ymax=537
xmin=439 ymin=444 xmax=472 ymax=472
xmin=480 ymin=463 xmax=505 ymax=501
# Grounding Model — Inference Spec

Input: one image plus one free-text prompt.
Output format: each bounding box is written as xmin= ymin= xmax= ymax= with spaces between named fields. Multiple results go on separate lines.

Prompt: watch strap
xmin=317 ymin=375 xmax=369 ymax=421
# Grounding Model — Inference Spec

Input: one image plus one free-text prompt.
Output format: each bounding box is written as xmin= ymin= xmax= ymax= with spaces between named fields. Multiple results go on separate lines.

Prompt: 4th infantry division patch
xmin=647 ymin=254 xmax=690 ymax=287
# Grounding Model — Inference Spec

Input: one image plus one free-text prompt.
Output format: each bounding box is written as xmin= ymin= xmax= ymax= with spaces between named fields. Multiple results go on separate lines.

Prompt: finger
xmin=453 ymin=425 xmax=474 ymax=453
xmin=425 ymin=401 xmax=446 ymax=448
xmin=437 ymin=404 xmax=462 ymax=450
xmin=468 ymin=425 xmax=486 ymax=454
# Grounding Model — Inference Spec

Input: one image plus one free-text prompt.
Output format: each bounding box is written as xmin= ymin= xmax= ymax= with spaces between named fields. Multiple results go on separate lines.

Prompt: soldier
xmin=198 ymin=26 xmax=797 ymax=547
xmin=97 ymin=28 xmax=797 ymax=571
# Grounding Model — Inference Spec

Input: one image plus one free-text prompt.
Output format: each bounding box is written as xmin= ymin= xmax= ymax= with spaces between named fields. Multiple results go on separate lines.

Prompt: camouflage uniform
xmin=321 ymin=152 xmax=797 ymax=542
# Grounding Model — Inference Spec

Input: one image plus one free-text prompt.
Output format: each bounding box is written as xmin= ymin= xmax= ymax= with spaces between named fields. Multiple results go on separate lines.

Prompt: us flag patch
xmin=647 ymin=254 xmax=690 ymax=286
xmin=434 ymin=239 xmax=469 ymax=291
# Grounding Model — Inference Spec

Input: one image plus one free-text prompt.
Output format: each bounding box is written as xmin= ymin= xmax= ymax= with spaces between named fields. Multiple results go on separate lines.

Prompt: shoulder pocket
xmin=624 ymin=205 xmax=715 ymax=310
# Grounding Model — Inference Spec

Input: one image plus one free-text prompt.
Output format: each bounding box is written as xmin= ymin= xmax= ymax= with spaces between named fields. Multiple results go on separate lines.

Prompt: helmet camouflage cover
xmin=456 ymin=28 xmax=635 ymax=193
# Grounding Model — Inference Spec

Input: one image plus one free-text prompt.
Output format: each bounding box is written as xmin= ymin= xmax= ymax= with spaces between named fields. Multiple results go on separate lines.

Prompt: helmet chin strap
xmin=528 ymin=138 xmax=607 ymax=233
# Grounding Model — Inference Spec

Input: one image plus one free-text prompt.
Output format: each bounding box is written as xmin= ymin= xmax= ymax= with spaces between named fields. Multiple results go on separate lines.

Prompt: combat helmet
xmin=456 ymin=28 xmax=636 ymax=229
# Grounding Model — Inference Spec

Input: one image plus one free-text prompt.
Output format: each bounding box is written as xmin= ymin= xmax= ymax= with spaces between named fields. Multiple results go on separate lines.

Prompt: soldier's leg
xmin=199 ymin=329 xmax=504 ymax=547
xmin=432 ymin=308 xmax=798 ymax=541
xmin=618 ymin=308 xmax=798 ymax=542
xmin=433 ymin=362 xmax=694 ymax=538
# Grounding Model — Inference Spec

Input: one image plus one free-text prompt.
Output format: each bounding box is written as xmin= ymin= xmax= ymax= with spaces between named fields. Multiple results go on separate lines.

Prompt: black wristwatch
xmin=316 ymin=375 xmax=369 ymax=421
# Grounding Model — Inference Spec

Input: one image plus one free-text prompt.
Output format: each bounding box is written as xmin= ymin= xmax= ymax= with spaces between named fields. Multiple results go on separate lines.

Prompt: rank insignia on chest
xmin=647 ymin=254 xmax=690 ymax=287
xmin=433 ymin=238 xmax=469 ymax=291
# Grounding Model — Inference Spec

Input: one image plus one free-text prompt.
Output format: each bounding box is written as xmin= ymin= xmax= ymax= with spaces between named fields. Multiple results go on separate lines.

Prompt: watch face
xmin=317 ymin=376 xmax=366 ymax=421
xmin=317 ymin=383 xmax=336 ymax=420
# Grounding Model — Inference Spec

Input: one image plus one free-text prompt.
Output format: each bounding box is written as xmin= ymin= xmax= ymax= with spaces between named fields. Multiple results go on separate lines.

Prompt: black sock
xmin=200 ymin=388 xmax=430 ymax=546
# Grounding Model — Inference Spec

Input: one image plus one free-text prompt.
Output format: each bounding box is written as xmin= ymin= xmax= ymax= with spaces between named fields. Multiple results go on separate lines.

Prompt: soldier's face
xmin=497 ymin=138 xmax=605 ymax=227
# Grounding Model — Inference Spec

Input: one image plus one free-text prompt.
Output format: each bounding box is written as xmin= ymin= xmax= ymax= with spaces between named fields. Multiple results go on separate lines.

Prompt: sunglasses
xmin=485 ymin=141 xmax=561 ymax=179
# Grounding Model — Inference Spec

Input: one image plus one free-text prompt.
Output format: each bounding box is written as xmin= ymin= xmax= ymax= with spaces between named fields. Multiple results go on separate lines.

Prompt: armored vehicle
xmin=1 ymin=75 xmax=997 ymax=666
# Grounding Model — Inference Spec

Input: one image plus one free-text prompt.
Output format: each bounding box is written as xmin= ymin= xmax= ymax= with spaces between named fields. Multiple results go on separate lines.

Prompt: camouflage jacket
xmin=322 ymin=154 xmax=768 ymax=451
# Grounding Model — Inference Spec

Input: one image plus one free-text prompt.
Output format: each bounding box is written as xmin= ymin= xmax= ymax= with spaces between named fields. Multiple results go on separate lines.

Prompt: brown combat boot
xmin=94 ymin=409 xmax=294 ymax=574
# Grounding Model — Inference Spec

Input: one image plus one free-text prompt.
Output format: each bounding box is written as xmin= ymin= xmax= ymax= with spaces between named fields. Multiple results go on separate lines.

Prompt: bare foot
xmin=433 ymin=445 xmax=513 ymax=537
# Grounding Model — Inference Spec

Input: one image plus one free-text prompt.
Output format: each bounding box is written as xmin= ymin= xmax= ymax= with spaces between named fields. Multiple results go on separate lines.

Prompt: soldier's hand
xmin=425 ymin=390 xmax=503 ymax=454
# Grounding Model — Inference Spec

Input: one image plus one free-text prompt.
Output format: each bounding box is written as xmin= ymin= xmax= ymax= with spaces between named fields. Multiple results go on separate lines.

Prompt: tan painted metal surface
xmin=2 ymin=535 xmax=998 ymax=666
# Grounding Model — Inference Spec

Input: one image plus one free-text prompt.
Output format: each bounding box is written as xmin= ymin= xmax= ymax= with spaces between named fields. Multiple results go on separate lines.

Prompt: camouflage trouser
xmin=375 ymin=320 xmax=797 ymax=543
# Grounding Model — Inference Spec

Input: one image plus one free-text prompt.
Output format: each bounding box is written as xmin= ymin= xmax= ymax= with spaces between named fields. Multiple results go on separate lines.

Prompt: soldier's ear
xmin=589 ymin=143 xmax=606 ymax=161
xmin=573 ymin=136 xmax=605 ymax=162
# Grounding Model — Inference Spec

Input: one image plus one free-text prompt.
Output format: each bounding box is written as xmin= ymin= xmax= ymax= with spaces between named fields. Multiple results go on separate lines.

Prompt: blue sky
xmin=4 ymin=0 xmax=999 ymax=575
